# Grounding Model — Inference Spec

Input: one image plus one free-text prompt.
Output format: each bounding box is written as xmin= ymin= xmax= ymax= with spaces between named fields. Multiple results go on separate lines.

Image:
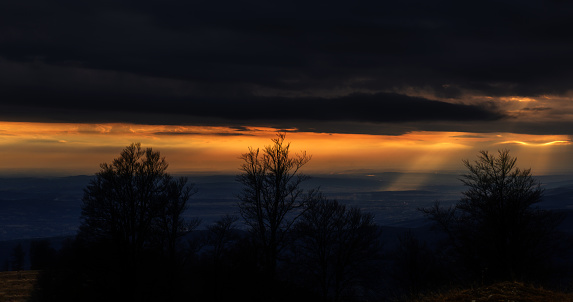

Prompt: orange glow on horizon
xmin=0 ymin=121 xmax=572 ymax=176
xmin=498 ymin=96 xmax=538 ymax=102
xmin=498 ymin=140 xmax=571 ymax=146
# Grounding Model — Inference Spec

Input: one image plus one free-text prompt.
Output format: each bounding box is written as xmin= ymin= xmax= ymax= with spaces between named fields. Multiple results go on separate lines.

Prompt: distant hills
xmin=0 ymin=172 xmax=571 ymax=241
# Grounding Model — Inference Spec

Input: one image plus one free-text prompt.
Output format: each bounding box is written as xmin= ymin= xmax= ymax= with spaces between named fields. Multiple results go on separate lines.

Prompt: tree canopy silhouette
xmin=422 ymin=149 xmax=564 ymax=282
xmin=237 ymin=132 xmax=318 ymax=279
xmin=293 ymin=197 xmax=381 ymax=301
xmin=78 ymin=143 xmax=197 ymax=301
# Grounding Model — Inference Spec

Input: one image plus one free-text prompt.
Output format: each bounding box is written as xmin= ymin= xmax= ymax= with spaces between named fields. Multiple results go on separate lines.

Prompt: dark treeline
xmin=20 ymin=134 xmax=573 ymax=301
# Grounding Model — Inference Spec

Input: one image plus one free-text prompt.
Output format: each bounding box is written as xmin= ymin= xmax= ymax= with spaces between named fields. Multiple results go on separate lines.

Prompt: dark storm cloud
xmin=522 ymin=107 xmax=552 ymax=111
xmin=1 ymin=0 xmax=572 ymax=134
xmin=189 ymin=93 xmax=504 ymax=122
xmin=0 ymin=81 xmax=503 ymax=124
xmin=450 ymin=134 xmax=489 ymax=139
xmin=153 ymin=131 xmax=252 ymax=137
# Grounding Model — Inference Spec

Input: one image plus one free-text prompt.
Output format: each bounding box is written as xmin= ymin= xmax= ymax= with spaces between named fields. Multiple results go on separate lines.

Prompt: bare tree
xmin=237 ymin=132 xmax=317 ymax=279
xmin=30 ymin=239 xmax=57 ymax=270
xmin=10 ymin=243 xmax=25 ymax=271
xmin=79 ymin=143 xmax=197 ymax=300
xmin=294 ymin=198 xmax=381 ymax=302
xmin=421 ymin=149 xmax=564 ymax=282
xmin=390 ymin=230 xmax=446 ymax=298
xmin=81 ymin=143 xmax=195 ymax=261
xmin=207 ymin=214 xmax=239 ymax=265
xmin=155 ymin=176 xmax=201 ymax=265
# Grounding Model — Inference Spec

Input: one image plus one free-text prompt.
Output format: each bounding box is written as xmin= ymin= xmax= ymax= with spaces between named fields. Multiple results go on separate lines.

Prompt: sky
xmin=0 ymin=0 xmax=572 ymax=176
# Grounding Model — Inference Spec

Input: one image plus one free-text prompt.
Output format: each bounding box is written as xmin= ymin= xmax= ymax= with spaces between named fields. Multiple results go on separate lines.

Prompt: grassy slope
xmin=0 ymin=271 xmax=39 ymax=302
xmin=1 ymin=271 xmax=573 ymax=301
xmin=412 ymin=282 xmax=573 ymax=302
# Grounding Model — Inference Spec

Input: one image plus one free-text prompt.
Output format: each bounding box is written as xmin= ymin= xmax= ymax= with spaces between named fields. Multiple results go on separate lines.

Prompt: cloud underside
xmin=0 ymin=86 xmax=507 ymax=134
xmin=1 ymin=0 xmax=573 ymax=135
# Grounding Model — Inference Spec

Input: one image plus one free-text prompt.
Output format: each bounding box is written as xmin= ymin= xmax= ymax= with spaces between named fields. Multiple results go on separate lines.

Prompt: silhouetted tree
xmin=10 ymin=243 xmax=25 ymax=271
xmin=77 ymin=143 xmax=197 ymax=301
xmin=207 ymin=214 xmax=239 ymax=265
xmin=30 ymin=239 xmax=57 ymax=270
xmin=390 ymin=230 xmax=447 ymax=298
xmin=192 ymin=215 xmax=241 ymax=301
xmin=293 ymin=198 xmax=381 ymax=302
xmin=30 ymin=238 xmax=86 ymax=302
xmin=237 ymin=132 xmax=318 ymax=280
xmin=422 ymin=149 xmax=564 ymax=282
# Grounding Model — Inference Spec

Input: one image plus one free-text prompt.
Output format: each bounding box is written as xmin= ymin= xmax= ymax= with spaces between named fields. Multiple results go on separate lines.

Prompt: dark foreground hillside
xmin=0 ymin=270 xmax=38 ymax=302
xmin=412 ymin=281 xmax=573 ymax=302
xmin=3 ymin=271 xmax=573 ymax=302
